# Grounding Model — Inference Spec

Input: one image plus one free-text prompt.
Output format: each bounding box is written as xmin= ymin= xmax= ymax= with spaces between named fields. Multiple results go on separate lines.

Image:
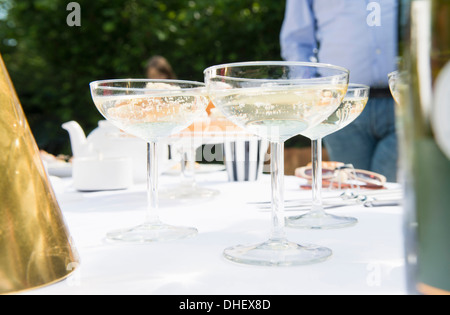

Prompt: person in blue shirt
xmin=280 ymin=0 xmax=399 ymax=182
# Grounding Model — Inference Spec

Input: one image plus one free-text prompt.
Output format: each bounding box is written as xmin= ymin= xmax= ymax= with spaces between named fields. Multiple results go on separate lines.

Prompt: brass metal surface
xmin=0 ymin=54 xmax=79 ymax=294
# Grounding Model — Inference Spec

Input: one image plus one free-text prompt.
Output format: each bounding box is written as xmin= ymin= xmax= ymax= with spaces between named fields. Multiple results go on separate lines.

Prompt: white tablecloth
xmin=25 ymin=168 xmax=407 ymax=295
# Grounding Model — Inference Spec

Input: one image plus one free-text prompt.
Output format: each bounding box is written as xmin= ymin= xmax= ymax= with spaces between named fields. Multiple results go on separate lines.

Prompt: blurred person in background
xmin=280 ymin=0 xmax=399 ymax=182
xmin=146 ymin=55 xmax=177 ymax=79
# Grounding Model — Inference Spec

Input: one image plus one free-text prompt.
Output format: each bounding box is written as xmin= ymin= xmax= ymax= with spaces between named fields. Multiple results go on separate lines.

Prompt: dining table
xmin=23 ymin=164 xmax=408 ymax=295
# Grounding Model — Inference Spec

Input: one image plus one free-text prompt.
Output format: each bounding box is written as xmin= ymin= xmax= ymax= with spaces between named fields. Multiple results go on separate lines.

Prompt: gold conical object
xmin=0 ymin=54 xmax=79 ymax=294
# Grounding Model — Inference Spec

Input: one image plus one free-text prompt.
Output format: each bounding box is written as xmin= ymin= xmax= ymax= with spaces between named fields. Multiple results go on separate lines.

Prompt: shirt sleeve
xmin=280 ymin=0 xmax=318 ymax=62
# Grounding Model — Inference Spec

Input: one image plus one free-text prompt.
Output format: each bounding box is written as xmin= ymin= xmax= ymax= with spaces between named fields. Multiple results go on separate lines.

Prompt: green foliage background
xmin=0 ymin=0 xmax=308 ymax=154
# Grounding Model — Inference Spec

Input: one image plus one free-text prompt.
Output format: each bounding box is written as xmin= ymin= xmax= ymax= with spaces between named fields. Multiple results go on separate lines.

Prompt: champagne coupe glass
xmin=388 ymin=70 xmax=410 ymax=139
xmin=388 ymin=70 xmax=411 ymax=184
xmin=205 ymin=61 xmax=349 ymax=266
xmin=388 ymin=71 xmax=406 ymax=144
xmin=388 ymin=71 xmax=401 ymax=104
xmin=89 ymin=79 xmax=208 ymax=242
xmin=285 ymin=84 xmax=369 ymax=229
xmin=161 ymin=122 xmax=220 ymax=200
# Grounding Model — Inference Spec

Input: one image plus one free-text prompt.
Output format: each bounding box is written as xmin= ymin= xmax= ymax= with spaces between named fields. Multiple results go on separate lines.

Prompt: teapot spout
xmin=62 ymin=121 xmax=91 ymax=157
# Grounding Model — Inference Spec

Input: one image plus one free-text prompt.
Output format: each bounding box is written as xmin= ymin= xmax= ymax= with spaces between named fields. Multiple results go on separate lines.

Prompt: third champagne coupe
xmin=161 ymin=116 xmax=220 ymax=200
xmin=205 ymin=61 xmax=349 ymax=266
xmin=286 ymin=84 xmax=369 ymax=229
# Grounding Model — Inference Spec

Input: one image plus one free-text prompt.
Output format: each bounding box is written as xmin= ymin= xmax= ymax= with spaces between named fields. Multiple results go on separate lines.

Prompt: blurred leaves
xmin=0 ymin=0 xmax=286 ymax=154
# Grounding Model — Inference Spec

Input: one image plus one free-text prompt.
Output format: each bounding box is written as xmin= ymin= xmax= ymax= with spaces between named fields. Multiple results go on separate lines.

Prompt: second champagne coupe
xmin=90 ymin=79 xmax=208 ymax=242
xmin=286 ymin=84 xmax=370 ymax=229
xmin=205 ymin=61 xmax=349 ymax=266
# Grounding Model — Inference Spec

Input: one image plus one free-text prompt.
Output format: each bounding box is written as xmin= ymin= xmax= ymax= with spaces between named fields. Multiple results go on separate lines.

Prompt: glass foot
xmin=106 ymin=222 xmax=198 ymax=243
xmin=160 ymin=184 xmax=219 ymax=200
xmin=223 ymin=239 xmax=332 ymax=266
xmin=286 ymin=212 xmax=358 ymax=230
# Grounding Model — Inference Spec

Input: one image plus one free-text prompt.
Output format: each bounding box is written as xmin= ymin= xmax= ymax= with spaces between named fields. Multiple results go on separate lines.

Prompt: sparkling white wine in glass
xmin=208 ymin=84 xmax=347 ymax=142
xmin=93 ymin=92 xmax=205 ymax=142
xmin=302 ymin=95 xmax=368 ymax=140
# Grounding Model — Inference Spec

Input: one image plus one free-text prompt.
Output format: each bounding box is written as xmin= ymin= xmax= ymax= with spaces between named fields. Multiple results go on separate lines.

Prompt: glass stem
xmin=179 ymin=149 xmax=188 ymax=184
xmin=145 ymin=142 xmax=160 ymax=225
xmin=311 ymin=138 xmax=325 ymax=216
xmin=183 ymin=146 xmax=196 ymax=187
xmin=270 ymin=141 xmax=287 ymax=242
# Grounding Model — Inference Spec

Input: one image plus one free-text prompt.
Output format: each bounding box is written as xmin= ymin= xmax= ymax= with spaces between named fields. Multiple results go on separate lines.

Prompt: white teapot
xmin=62 ymin=120 xmax=172 ymax=183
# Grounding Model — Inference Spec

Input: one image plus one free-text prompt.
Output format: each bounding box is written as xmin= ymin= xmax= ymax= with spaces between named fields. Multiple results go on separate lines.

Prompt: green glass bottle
xmin=399 ymin=0 xmax=450 ymax=295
